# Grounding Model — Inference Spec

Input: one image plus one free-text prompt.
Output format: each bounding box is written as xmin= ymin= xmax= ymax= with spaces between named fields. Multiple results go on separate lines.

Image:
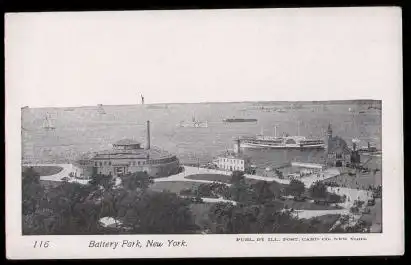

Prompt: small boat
xmin=64 ymin=107 xmax=75 ymax=111
xmin=223 ymin=118 xmax=258 ymax=123
xmin=43 ymin=113 xmax=55 ymax=130
xmin=97 ymin=104 xmax=106 ymax=114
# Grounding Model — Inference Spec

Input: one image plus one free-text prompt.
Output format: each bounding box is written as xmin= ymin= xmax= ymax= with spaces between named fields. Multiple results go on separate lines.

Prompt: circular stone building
xmin=73 ymin=121 xmax=180 ymax=179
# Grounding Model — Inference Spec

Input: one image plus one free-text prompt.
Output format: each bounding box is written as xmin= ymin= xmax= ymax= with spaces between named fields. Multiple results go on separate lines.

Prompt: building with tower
xmin=325 ymin=124 xmax=361 ymax=168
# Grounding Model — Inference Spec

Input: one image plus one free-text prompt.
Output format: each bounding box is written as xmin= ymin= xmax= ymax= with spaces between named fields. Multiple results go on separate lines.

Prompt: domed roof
xmin=113 ymin=139 xmax=141 ymax=146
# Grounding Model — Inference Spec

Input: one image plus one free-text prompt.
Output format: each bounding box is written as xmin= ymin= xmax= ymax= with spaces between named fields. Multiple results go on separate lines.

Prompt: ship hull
xmin=240 ymin=142 xmax=325 ymax=149
xmin=223 ymin=119 xmax=257 ymax=123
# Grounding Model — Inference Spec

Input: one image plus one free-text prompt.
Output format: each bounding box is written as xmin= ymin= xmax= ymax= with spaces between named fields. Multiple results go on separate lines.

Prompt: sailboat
xmin=43 ymin=113 xmax=55 ymax=130
xmin=97 ymin=104 xmax=106 ymax=114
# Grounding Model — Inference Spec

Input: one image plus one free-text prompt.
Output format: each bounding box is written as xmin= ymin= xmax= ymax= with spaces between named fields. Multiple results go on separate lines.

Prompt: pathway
xmin=291 ymin=209 xmax=349 ymax=219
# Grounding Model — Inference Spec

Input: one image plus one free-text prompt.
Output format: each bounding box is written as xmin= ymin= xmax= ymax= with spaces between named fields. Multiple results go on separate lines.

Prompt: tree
xmin=211 ymin=182 xmax=231 ymax=199
xmin=122 ymin=191 xmax=199 ymax=234
xmin=309 ymin=181 xmax=328 ymax=199
xmin=229 ymin=180 xmax=252 ymax=203
xmin=89 ymin=173 xmax=114 ymax=190
xmin=327 ymin=193 xmax=343 ymax=204
xmin=350 ymin=206 xmax=360 ymax=214
xmin=196 ymin=184 xmax=214 ymax=198
xmin=121 ymin=171 xmax=153 ymax=191
xmin=231 ymin=171 xmax=245 ymax=184
xmin=287 ymin=179 xmax=305 ymax=197
xmin=251 ymin=181 xmax=274 ymax=204
xmin=372 ymin=185 xmax=382 ymax=199
xmin=23 ymin=181 xmax=101 ymax=235
xmin=22 ymin=167 xmax=44 ymax=215
xmin=208 ymin=202 xmax=235 ymax=233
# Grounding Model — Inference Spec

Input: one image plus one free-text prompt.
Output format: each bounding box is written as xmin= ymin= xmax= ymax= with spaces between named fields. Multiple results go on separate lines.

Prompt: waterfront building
xmin=73 ymin=121 xmax=180 ymax=178
xmin=215 ymin=138 xmax=252 ymax=172
xmin=325 ymin=124 xmax=361 ymax=167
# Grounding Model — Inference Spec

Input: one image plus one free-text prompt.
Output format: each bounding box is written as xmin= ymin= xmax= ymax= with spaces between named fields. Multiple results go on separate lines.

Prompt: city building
xmin=214 ymin=138 xmax=252 ymax=172
xmin=73 ymin=121 xmax=180 ymax=178
xmin=325 ymin=124 xmax=361 ymax=167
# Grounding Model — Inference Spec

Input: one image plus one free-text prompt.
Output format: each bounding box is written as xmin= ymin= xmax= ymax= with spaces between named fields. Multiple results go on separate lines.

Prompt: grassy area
xmin=149 ymin=181 xmax=204 ymax=194
xmin=40 ymin=180 xmax=63 ymax=189
xmin=305 ymin=214 xmax=341 ymax=232
xmin=359 ymin=198 xmax=382 ymax=233
xmin=23 ymin=166 xmax=63 ymax=176
xmin=323 ymin=171 xmax=381 ymax=190
xmin=185 ymin=174 xmax=231 ymax=183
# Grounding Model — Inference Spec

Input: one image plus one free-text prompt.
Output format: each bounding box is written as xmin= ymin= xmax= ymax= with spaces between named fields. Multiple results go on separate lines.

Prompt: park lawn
xmin=305 ymin=214 xmax=341 ymax=232
xmin=149 ymin=181 xmax=204 ymax=194
xmin=185 ymin=174 xmax=231 ymax=183
xmin=323 ymin=171 xmax=381 ymax=190
xmin=277 ymin=199 xmax=341 ymax=211
xmin=359 ymin=198 xmax=382 ymax=233
xmin=23 ymin=166 xmax=63 ymax=176
xmin=40 ymin=180 xmax=63 ymax=189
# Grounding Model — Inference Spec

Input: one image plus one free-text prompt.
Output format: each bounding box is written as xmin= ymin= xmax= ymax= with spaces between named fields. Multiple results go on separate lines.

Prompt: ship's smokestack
xmin=353 ymin=142 xmax=357 ymax=151
xmin=145 ymin=120 xmax=151 ymax=150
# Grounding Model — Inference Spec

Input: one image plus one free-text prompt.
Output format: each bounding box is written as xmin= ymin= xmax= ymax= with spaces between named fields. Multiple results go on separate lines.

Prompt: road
xmin=291 ymin=209 xmax=349 ymax=219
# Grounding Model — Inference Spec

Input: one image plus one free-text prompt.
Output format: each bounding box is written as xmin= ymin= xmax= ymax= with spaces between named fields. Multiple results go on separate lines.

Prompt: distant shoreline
xmin=24 ymin=99 xmax=382 ymax=110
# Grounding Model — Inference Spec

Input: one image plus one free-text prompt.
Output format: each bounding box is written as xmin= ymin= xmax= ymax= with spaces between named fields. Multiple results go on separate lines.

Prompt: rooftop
xmin=113 ymin=139 xmax=141 ymax=146
xmin=217 ymin=151 xmax=251 ymax=160
xmin=93 ymin=146 xmax=176 ymax=160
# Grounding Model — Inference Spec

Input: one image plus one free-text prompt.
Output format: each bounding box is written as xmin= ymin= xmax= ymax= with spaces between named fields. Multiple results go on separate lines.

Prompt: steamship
xmin=239 ymin=123 xmax=324 ymax=149
xmin=240 ymin=135 xmax=325 ymax=149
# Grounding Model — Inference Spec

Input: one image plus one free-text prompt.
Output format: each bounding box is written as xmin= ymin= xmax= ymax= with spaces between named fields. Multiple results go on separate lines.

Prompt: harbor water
xmin=21 ymin=101 xmax=382 ymax=170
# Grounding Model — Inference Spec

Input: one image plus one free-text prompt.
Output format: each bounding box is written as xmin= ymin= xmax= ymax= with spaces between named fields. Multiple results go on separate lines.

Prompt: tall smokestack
xmin=145 ymin=120 xmax=151 ymax=150
xmin=234 ymin=138 xmax=241 ymax=154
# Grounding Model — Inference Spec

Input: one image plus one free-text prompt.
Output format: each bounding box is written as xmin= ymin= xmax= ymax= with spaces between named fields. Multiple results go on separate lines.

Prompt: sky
xmin=5 ymin=7 xmax=402 ymax=108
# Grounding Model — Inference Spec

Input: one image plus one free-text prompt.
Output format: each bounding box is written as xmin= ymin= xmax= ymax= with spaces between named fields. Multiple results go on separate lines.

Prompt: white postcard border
xmin=5 ymin=7 xmax=404 ymax=259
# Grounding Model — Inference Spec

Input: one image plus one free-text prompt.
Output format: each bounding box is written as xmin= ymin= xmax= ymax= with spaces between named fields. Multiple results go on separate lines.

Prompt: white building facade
xmin=215 ymin=138 xmax=251 ymax=172
xmin=216 ymin=155 xmax=248 ymax=171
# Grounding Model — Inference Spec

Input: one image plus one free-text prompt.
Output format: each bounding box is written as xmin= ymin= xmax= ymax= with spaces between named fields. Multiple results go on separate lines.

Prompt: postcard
xmin=5 ymin=7 xmax=404 ymax=259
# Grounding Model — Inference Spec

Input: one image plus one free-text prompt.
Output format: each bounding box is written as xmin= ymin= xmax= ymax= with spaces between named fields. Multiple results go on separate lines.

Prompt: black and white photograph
xmin=6 ymin=7 xmax=403 ymax=258
xmin=21 ymin=100 xmax=383 ymax=235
